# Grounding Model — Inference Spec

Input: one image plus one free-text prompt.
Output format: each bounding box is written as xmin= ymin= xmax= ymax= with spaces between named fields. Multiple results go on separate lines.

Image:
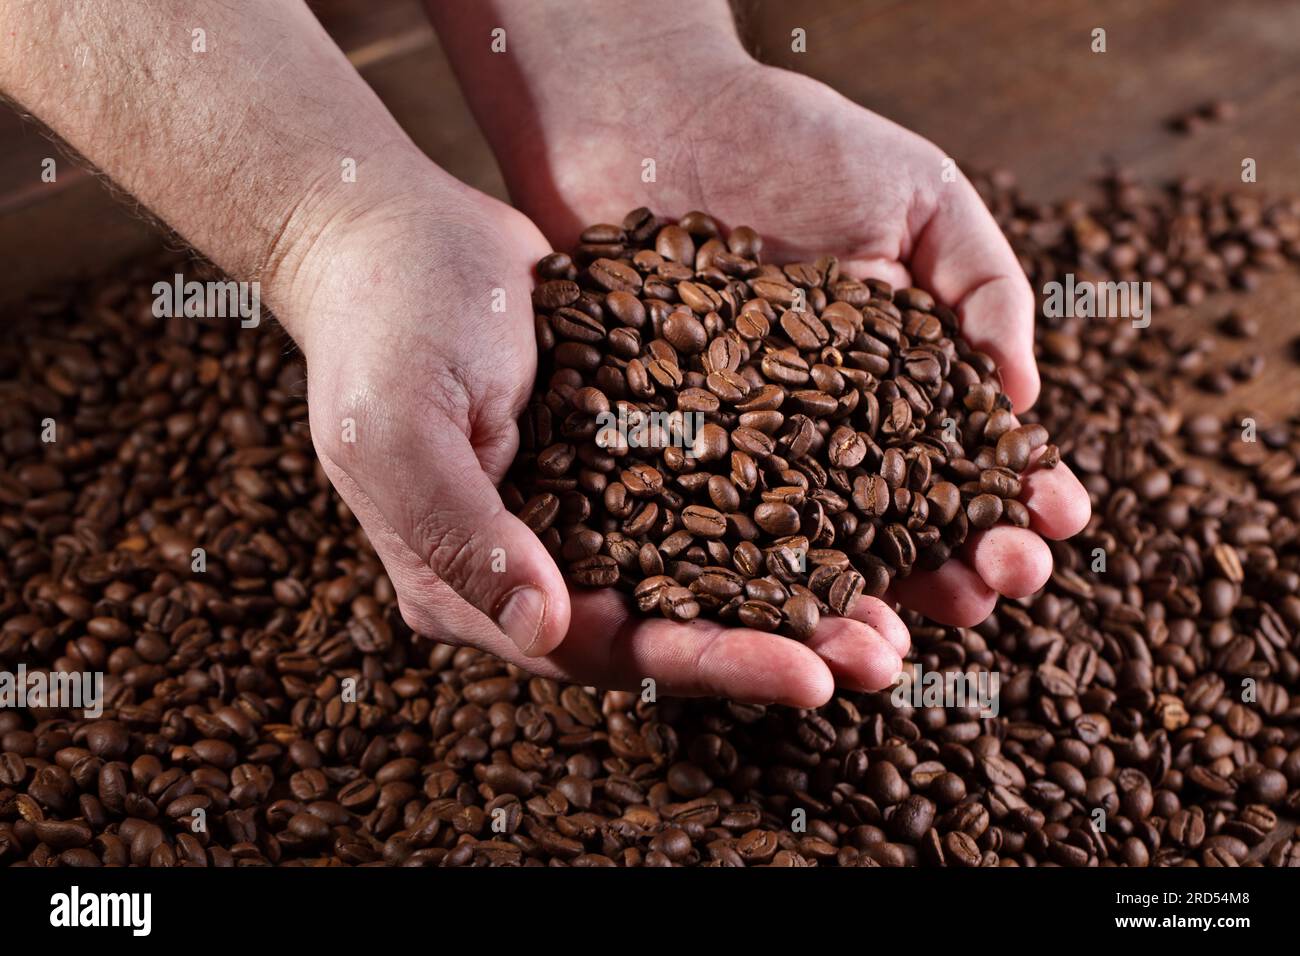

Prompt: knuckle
xmin=414 ymin=516 xmax=497 ymax=606
xmin=386 ymin=558 xmax=475 ymax=643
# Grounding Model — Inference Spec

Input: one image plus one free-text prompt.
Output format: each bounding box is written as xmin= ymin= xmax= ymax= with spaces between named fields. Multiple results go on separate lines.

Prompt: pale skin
xmin=1 ymin=1 xmax=1090 ymax=707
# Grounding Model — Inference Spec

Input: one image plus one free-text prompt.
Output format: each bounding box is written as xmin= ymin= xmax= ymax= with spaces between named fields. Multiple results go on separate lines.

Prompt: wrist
xmin=260 ymin=143 xmax=462 ymax=353
xmin=430 ymin=1 xmax=755 ymax=195
xmin=499 ymin=41 xmax=756 ymax=172
xmin=493 ymin=51 xmax=763 ymax=242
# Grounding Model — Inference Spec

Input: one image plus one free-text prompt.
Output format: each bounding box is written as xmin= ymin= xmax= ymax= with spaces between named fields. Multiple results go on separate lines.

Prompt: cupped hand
xmin=281 ymin=157 xmax=895 ymax=708
xmin=495 ymin=60 xmax=1092 ymax=641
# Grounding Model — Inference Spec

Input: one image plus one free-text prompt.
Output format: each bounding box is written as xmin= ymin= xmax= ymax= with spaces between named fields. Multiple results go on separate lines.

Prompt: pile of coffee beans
xmin=509 ymin=210 xmax=1053 ymax=637
xmin=1 ymin=169 xmax=1298 ymax=867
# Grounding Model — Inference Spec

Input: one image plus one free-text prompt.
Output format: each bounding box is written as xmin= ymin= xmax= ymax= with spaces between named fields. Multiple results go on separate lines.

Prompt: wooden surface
xmin=743 ymin=0 xmax=1300 ymax=201
xmin=1 ymin=0 xmax=1297 ymax=420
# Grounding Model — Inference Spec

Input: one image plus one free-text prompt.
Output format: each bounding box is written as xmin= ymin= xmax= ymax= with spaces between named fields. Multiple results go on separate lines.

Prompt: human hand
xmin=443 ymin=30 xmax=1092 ymax=633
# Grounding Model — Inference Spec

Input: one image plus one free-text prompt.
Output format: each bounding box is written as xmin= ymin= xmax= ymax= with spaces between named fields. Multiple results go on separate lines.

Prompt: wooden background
xmin=1 ymin=0 xmax=1297 ymax=418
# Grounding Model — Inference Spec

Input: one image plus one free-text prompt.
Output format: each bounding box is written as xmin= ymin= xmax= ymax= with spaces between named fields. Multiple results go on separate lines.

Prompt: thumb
xmin=434 ymin=482 xmax=570 ymax=658
xmin=410 ymin=428 xmax=570 ymax=657
xmin=324 ymin=405 xmax=570 ymax=657
xmin=908 ymin=175 xmax=1040 ymax=412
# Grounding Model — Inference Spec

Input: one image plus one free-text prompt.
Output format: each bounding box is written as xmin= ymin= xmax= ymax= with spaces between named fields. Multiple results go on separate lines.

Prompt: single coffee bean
xmin=979 ymin=468 xmax=1021 ymax=498
xmin=995 ymin=428 xmax=1031 ymax=472
xmin=681 ymin=505 xmax=728 ymax=539
xmin=588 ymin=257 xmax=642 ymax=293
xmin=828 ymin=570 xmax=865 ymax=616
xmin=570 ymin=556 xmax=620 ymax=587
xmin=967 ymin=494 xmax=1003 ymax=529
xmin=754 ymin=501 xmax=801 ymax=536
xmin=784 ymin=594 xmax=820 ymax=640
xmin=519 ymin=493 xmax=560 ymax=532
xmin=660 ymin=587 xmax=701 ymax=622
xmin=828 ymin=426 xmax=867 ymax=468
xmin=738 ymin=600 xmax=782 ymax=632
xmin=925 ymin=481 xmax=961 ymax=526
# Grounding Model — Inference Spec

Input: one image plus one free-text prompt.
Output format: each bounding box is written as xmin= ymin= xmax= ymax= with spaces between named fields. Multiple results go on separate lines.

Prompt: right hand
xmin=491 ymin=59 xmax=1092 ymax=631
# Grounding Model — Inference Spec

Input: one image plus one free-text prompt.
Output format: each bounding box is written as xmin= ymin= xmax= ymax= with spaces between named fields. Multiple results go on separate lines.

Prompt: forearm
xmin=425 ymin=0 xmax=751 ymax=176
xmin=0 ymin=0 xmax=427 ymax=340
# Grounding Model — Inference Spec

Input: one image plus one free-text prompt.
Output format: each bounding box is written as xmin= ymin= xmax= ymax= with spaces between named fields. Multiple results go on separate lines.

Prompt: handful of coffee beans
xmin=509 ymin=210 xmax=1053 ymax=638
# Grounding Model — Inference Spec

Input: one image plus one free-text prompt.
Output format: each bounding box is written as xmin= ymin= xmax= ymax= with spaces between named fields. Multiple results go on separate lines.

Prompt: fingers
xmin=908 ymin=175 xmax=1040 ymax=412
xmin=956 ymin=446 xmax=1089 ymax=602
xmin=802 ymin=615 xmax=903 ymax=691
xmin=957 ymin=276 xmax=1040 ymax=413
xmin=962 ymin=525 xmax=1053 ymax=599
xmin=890 ymin=559 xmax=997 ymax=628
xmin=845 ymin=596 xmax=911 ymax=656
xmin=889 ymin=457 xmax=1087 ymax=623
xmin=556 ymin=590 xmax=902 ymax=700
xmin=1021 ymin=450 xmax=1093 ymax=539
xmin=555 ymin=590 xmax=835 ymax=707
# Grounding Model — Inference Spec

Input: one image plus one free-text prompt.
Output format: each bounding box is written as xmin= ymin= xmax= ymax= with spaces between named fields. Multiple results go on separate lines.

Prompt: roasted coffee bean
xmin=83 ymin=721 xmax=129 ymax=759
xmin=681 ymin=505 xmax=728 ymax=539
xmin=34 ymin=819 xmax=93 ymax=850
xmin=519 ymin=494 xmax=560 ymax=533
xmin=827 ymin=570 xmax=865 ymax=616
xmin=781 ymin=310 xmax=830 ymax=350
xmin=588 ymin=257 xmax=642 ymax=293
xmin=784 ymin=593 xmax=820 ymax=640
xmin=994 ymin=428 xmax=1031 ymax=472
xmin=852 ymin=475 xmax=891 ymax=517
xmin=979 ymin=468 xmax=1021 ymax=499
xmin=828 ymin=427 xmax=867 ymax=469
xmin=737 ymin=600 xmax=783 ymax=632
xmin=925 ymin=482 xmax=961 ymax=526
xmin=967 ymin=494 xmax=1003 ymax=529
xmin=754 ymin=501 xmax=801 ymax=536
xmin=569 ymin=556 xmax=619 ymax=587
xmin=660 ymin=587 xmax=701 ymax=622
xmin=5 ymin=173 xmax=1298 ymax=870
xmin=1003 ymin=499 xmax=1030 ymax=528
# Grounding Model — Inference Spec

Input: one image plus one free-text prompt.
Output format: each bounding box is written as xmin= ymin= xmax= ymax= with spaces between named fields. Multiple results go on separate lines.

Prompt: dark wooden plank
xmin=747 ymin=0 xmax=1300 ymax=202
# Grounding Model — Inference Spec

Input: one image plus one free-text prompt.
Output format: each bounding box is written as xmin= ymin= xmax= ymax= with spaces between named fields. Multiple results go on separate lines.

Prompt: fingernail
xmin=494 ymin=586 xmax=547 ymax=656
